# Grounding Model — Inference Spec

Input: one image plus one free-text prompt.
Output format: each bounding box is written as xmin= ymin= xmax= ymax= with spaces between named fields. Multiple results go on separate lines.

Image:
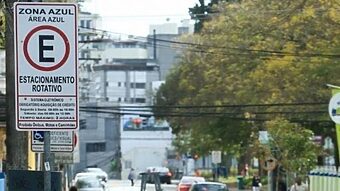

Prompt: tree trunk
xmin=5 ymin=0 xmax=28 ymax=171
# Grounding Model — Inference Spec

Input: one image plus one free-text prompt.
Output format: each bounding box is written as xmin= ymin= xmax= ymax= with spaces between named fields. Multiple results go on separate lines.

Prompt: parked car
xmin=75 ymin=176 xmax=105 ymax=191
xmin=83 ymin=167 xmax=108 ymax=182
xmin=146 ymin=166 xmax=172 ymax=184
xmin=73 ymin=172 xmax=107 ymax=190
xmin=177 ymin=176 xmax=206 ymax=191
xmin=74 ymin=172 xmax=100 ymax=182
xmin=189 ymin=182 xmax=229 ymax=191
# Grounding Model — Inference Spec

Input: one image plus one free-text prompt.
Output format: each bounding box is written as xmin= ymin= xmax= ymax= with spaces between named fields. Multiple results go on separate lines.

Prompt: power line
xmin=78 ymin=26 xmax=340 ymax=59
xmin=80 ymin=101 xmax=328 ymax=109
xmin=79 ymin=108 xmax=332 ymax=124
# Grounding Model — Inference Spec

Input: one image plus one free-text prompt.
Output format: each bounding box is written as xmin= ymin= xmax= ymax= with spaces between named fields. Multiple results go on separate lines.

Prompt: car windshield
xmin=76 ymin=178 xmax=102 ymax=188
xmin=85 ymin=168 xmax=103 ymax=172
xmin=192 ymin=184 xmax=227 ymax=191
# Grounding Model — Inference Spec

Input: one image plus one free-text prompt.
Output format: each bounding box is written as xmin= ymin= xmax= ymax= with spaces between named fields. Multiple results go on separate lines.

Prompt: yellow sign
xmin=262 ymin=157 xmax=277 ymax=171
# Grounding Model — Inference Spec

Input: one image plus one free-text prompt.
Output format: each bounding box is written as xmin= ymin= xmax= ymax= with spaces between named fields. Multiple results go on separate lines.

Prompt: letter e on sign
xmin=23 ymin=25 xmax=70 ymax=71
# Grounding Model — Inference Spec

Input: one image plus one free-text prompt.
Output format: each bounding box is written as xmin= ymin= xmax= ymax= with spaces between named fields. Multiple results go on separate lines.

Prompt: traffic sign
xmin=329 ymin=92 xmax=340 ymax=124
xmin=14 ymin=3 xmax=78 ymax=131
xmin=31 ymin=131 xmax=74 ymax=152
xmin=262 ymin=157 xmax=277 ymax=171
xmin=212 ymin=151 xmax=222 ymax=164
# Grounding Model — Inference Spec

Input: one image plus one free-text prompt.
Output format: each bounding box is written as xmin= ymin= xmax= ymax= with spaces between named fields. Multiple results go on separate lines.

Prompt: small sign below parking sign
xmin=31 ymin=131 xmax=74 ymax=152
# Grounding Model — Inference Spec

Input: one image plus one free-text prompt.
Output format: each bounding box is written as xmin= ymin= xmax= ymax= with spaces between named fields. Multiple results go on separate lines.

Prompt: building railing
xmin=308 ymin=166 xmax=340 ymax=191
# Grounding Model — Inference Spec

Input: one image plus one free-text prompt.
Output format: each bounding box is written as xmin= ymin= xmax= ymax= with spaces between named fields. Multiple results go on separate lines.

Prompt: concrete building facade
xmin=74 ymin=18 xmax=194 ymax=179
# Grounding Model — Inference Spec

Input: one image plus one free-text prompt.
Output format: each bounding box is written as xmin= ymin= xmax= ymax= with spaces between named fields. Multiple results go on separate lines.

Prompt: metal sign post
xmin=212 ymin=151 xmax=221 ymax=181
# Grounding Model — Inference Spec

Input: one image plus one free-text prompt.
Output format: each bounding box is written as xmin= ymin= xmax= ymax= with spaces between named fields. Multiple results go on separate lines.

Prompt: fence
xmin=308 ymin=166 xmax=340 ymax=191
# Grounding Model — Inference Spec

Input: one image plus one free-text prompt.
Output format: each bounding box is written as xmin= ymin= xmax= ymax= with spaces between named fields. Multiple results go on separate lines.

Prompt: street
xmin=107 ymin=179 xmax=177 ymax=191
xmin=105 ymin=179 xmax=251 ymax=191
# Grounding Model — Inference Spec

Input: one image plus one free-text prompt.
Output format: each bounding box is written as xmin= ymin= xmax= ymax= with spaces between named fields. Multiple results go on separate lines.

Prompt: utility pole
xmin=5 ymin=0 xmax=29 ymax=171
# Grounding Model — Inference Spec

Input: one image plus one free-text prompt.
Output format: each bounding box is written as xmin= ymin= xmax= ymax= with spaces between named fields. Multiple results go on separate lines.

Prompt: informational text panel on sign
xmin=14 ymin=3 xmax=78 ymax=131
xmin=31 ymin=131 xmax=74 ymax=152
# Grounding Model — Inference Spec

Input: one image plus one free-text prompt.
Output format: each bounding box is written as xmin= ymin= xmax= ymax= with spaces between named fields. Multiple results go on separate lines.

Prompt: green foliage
xmin=156 ymin=0 xmax=340 ymax=172
xmin=263 ymin=118 xmax=321 ymax=175
xmin=0 ymin=2 xmax=5 ymax=48
xmin=189 ymin=0 xmax=238 ymax=32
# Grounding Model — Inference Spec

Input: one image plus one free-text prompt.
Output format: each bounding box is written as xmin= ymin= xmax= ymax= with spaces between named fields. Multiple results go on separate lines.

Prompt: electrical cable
xmin=80 ymin=101 xmax=328 ymax=109
xmin=78 ymin=26 xmax=340 ymax=59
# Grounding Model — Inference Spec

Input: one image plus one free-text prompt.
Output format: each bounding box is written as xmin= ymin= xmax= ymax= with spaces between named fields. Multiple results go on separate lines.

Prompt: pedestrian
xmin=128 ymin=168 xmax=136 ymax=186
xmin=290 ymin=177 xmax=308 ymax=191
xmin=252 ymin=173 xmax=261 ymax=191
xmin=278 ymin=176 xmax=287 ymax=191
xmin=194 ymin=169 xmax=201 ymax=176
xmin=69 ymin=186 xmax=77 ymax=191
xmin=244 ymin=163 xmax=249 ymax=177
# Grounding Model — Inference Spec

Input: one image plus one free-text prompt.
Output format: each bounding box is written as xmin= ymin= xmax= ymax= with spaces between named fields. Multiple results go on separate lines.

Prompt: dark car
xmin=146 ymin=167 xmax=172 ymax=184
xmin=189 ymin=182 xmax=229 ymax=191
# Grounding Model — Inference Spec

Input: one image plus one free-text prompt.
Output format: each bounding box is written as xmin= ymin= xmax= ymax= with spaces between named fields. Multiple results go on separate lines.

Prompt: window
xmin=80 ymin=20 xmax=85 ymax=27
xmin=86 ymin=20 xmax=91 ymax=28
xmin=135 ymin=98 xmax=146 ymax=103
xmin=130 ymin=83 xmax=145 ymax=89
xmin=86 ymin=143 xmax=106 ymax=152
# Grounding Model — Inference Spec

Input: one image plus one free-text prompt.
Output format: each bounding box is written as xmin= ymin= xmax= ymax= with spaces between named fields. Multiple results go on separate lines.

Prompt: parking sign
xmin=14 ymin=3 xmax=78 ymax=131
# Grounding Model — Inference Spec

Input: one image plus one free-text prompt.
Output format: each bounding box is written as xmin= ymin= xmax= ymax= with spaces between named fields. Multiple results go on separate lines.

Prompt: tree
xmin=155 ymin=0 xmax=340 ymax=169
xmin=257 ymin=118 xmax=321 ymax=175
xmin=5 ymin=0 xmax=29 ymax=171
xmin=0 ymin=1 xmax=5 ymax=48
xmin=189 ymin=0 xmax=233 ymax=33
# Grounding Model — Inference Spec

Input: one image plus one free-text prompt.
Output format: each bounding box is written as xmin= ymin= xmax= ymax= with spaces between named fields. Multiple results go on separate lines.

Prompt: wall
xmin=75 ymin=102 xmax=121 ymax=176
xmin=103 ymin=48 xmax=148 ymax=60
xmin=120 ymin=113 xmax=173 ymax=179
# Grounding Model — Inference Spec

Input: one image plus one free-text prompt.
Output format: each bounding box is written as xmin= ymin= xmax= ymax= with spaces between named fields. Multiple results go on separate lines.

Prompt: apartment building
xmin=74 ymin=19 xmax=194 ymax=179
xmin=88 ymin=39 xmax=159 ymax=105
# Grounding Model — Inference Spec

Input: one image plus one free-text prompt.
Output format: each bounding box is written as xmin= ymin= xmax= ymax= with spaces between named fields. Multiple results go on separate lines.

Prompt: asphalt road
xmin=106 ymin=179 xmax=251 ymax=191
xmin=107 ymin=179 xmax=177 ymax=191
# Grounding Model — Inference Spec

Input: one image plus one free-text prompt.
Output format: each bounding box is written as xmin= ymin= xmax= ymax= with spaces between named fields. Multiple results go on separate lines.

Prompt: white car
xmin=83 ymin=168 xmax=108 ymax=182
xmin=75 ymin=176 xmax=105 ymax=191
xmin=74 ymin=172 xmax=99 ymax=183
xmin=73 ymin=172 xmax=108 ymax=190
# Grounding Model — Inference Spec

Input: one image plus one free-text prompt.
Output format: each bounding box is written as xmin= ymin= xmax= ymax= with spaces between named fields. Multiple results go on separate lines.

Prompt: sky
xmin=81 ymin=0 xmax=198 ymax=37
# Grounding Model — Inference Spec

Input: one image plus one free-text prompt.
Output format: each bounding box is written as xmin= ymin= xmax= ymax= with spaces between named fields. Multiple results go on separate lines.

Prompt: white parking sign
xmin=14 ymin=3 xmax=78 ymax=131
